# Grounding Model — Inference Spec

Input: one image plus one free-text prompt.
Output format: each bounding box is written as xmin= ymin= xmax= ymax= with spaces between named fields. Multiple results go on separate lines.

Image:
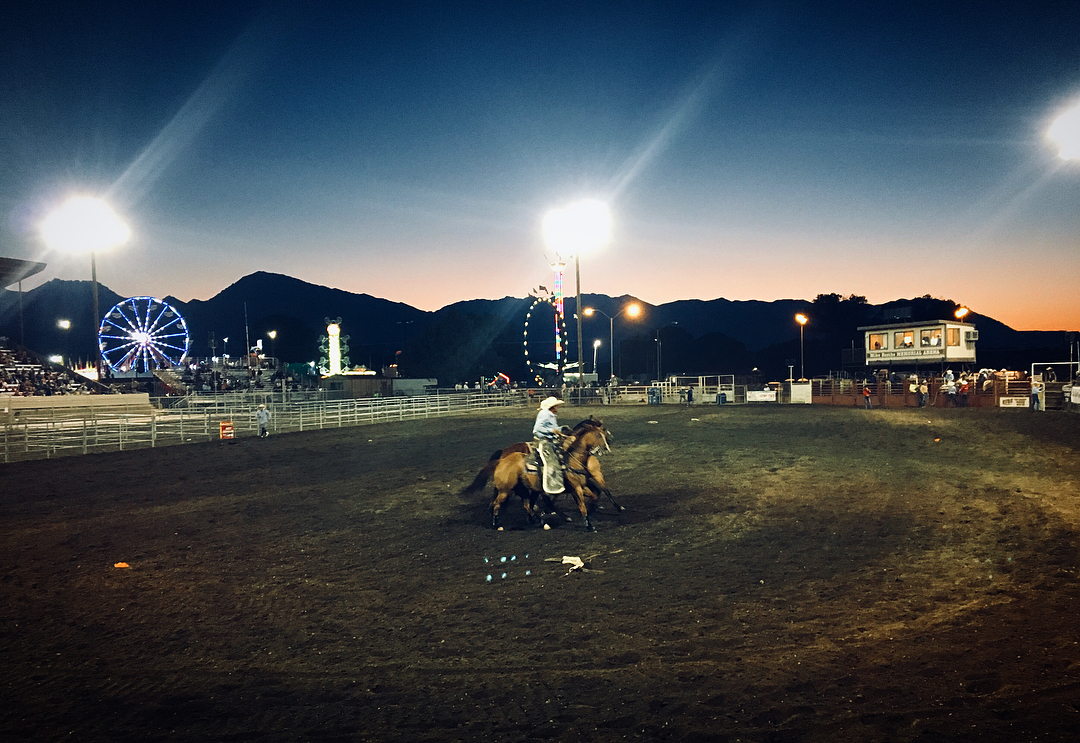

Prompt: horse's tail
xmin=462 ymin=449 xmax=503 ymax=494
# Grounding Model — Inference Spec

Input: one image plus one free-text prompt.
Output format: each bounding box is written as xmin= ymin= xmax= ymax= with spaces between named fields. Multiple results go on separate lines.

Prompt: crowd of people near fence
xmin=846 ymin=365 xmax=1070 ymax=409
xmin=178 ymin=358 xmax=312 ymax=394
xmin=1 ymin=341 xmax=91 ymax=397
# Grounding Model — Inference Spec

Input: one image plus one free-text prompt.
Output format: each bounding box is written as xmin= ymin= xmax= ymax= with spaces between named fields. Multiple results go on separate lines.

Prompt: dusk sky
xmin=3 ymin=2 xmax=1080 ymax=331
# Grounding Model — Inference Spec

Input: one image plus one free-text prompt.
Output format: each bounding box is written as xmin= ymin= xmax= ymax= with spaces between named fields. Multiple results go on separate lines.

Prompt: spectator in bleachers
xmin=1 ymin=341 xmax=92 ymax=396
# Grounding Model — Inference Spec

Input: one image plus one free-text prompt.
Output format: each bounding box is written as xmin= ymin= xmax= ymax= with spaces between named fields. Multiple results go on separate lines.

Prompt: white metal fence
xmin=1 ymin=382 xmax=755 ymax=464
xmin=1 ymin=391 xmax=524 ymax=463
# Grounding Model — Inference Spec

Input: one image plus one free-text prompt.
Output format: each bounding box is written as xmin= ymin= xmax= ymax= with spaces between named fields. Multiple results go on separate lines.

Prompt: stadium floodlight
xmin=1048 ymin=101 xmax=1080 ymax=160
xmin=40 ymin=196 xmax=130 ymax=255
xmin=40 ymin=196 xmax=130 ymax=378
xmin=543 ymin=199 xmax=612 ymax=386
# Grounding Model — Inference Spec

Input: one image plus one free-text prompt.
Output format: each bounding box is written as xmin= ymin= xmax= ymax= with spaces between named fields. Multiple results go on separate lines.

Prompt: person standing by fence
xmin=1030 ymin=379 xmax=1043 ymax=411
xmin=256 ymin=404 xmax=271 ymax=437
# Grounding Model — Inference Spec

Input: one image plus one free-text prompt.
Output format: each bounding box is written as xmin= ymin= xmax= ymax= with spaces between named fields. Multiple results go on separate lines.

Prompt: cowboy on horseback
xmin=533 ymin=396 xmax=567 ymax=495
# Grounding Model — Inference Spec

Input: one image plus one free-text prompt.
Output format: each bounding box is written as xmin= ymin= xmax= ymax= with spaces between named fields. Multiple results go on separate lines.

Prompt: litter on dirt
xmin=545 ymin=555 xmax=604 ymax=576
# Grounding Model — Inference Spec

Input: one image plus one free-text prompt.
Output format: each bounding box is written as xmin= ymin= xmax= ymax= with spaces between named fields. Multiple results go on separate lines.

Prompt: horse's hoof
xmin=543 ymin=523 xmax=551 ymax=530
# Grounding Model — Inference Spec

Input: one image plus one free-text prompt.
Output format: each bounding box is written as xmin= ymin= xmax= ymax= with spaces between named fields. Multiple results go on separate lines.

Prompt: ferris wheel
xmin=523 ymin=295 xmax=567 ymax=385
xmin=98 ymin=296 xmax=190 ymax=373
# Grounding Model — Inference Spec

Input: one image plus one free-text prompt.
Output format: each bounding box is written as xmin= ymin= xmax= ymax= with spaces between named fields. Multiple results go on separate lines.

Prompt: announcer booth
xmin=859 ymin=320 xmax=978 ymax=369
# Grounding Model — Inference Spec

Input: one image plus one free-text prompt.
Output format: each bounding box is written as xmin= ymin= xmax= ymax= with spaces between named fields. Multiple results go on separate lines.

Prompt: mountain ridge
xmin=0 ymin=272 xmax=1073 ymax=384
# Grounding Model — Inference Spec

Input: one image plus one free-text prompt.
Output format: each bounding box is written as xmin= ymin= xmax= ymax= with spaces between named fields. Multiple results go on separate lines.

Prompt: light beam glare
xmin=107 ymin=10 xmax=276 ymax=208
xmin=606 ymin=30 xmax=751 ymax=202
xmin=1048 ymin=100 xmax=1080 ymax=160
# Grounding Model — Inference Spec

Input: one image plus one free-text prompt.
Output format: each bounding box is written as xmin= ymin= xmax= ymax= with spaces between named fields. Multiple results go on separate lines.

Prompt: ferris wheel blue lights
xmin=98 ymin=296 xmax=190 ymax=373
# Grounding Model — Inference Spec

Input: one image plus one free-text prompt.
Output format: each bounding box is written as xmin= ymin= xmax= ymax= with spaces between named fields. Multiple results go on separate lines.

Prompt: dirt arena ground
xmin=2 ymin=403 xmax=1080 ymax=742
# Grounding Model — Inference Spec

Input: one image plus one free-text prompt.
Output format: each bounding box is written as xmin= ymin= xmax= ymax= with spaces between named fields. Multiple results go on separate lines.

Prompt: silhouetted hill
xmin=178 ymin=272 xmax=429 ymax=366
xmin=1 ymin=273 xmax=1074 ymax=384
xmin=0 ymin=279 xmax=125 ymax=366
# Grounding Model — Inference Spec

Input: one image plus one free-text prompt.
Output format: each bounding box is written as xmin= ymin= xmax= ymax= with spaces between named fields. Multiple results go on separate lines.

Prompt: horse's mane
xmin=563 ymin=418 xmax=608 ymax=455
xmin=572 ymin=417 xmax=603 ymax=431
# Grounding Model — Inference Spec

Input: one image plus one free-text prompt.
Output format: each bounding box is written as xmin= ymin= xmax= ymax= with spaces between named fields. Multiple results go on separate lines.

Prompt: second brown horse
xmin=488 ymin=422 xmax=614 ymax=531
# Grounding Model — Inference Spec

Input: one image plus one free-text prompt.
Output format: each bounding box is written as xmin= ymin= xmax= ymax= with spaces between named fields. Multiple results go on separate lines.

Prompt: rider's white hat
xmin=539 ymin=396 xmax=565 ymax=411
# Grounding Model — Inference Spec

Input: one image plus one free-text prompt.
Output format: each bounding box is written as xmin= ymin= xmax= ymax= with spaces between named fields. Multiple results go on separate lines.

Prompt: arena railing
xmin=1 ymin=390 xmax=525 ymax=463
xmin=4 ymin=381 xmax=766 ymax=463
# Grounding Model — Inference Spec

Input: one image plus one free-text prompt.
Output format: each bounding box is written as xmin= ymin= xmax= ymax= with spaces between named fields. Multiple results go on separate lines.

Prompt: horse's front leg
xmin=586 ymin=472 xmax=623 ymax=513
xmin=567 ymin=478 xmax=595 ymax=532
xmin=586 ymin=458 xmax=624 ymax=512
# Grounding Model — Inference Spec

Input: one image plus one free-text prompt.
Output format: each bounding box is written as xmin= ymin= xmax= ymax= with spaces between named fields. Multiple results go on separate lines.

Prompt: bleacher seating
xmin=0 ymin=338 xmax=93 ymax=397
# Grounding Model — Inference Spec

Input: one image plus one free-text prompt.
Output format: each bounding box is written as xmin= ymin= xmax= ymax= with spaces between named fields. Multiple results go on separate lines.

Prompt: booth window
xmin=894 ymin=331 xmax=914 ymax=348
xmin=946 ymin=328 xmax=960 ymax=346
xmin=868 ymin=333 xmax=886 ymax=350
xmin=920 ymin=329 xmax=942 ymax=347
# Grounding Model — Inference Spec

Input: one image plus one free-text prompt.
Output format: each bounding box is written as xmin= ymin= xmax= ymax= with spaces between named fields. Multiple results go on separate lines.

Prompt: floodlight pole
xmin=39 ymin=196 xmax=128 ymax=379
xmin=655 ymin=334 xmax=662 ymax=382
xmin=575 ymin=254 xmax=583 ymax=389
xmin=17 ymin=280 xmax=24 ymax=347
xmin=91 ymin=252 xmax=100 ymax=378
xmin=800 ymin=323 xmax=804 ymax=380
xmin=608 ymin=315 xmax=615 ymax=380
xmin=795 ymin=313 xmax=808 ymax=381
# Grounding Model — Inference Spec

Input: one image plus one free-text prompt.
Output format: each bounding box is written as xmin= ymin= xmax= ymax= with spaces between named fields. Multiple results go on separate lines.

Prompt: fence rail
xmin=3 ymin=382 xmax=759 ymax=463
xmin=2 ymin=391 xmax=523 ymax=463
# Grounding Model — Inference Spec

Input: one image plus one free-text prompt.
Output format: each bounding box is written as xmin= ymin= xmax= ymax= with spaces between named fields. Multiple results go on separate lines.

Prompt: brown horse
xmin=489 ymin=423 xmax=613 ymax=531
xmin=465 ymin=417 xmax=620 ymax=510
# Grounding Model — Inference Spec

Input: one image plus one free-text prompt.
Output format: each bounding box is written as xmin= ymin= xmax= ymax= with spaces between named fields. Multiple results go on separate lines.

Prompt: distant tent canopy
xmin=0 ymin=257 xmax=47 ymax=345
xmin=0 ymin=257 xmax=47 ymax=289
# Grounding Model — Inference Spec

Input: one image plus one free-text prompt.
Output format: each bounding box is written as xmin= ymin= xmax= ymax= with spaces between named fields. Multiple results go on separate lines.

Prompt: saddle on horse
xmin=533 ymin=437 xmax=565 ymax=495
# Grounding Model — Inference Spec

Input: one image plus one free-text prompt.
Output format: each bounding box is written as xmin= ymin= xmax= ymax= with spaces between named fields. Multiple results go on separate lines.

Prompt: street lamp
xmin=40 ymin=196 xmax=130 ymax=379
xmin=56 ymin=319 xmax=71 ymax=368
xmin=954 ymin=306 xmax=970 ymax=321
xmin=584 ymin=303 xmax=640 ymax=380
xmin=268 ymin=330 xmax=277 ymax=364
xmin=795 ymin=313 xmax=808 ymax=381
xmin=653 ymin=321 xmax=678 ymax=382
xmin=592 ymin=339 xmax=602 ymax=375
xmin=543 ymin=199 xmax=611 ymax=385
